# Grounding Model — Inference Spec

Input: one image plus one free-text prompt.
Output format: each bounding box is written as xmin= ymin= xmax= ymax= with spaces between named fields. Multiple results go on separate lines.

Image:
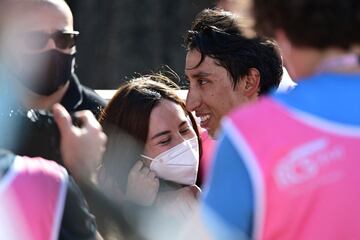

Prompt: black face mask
xmin=17 ymin=50 xmax=75 ymax=96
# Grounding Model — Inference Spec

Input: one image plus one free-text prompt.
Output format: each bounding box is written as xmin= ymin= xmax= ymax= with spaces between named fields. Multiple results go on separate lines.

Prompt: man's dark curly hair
xmin=184 ymin=8 xmax=283 ymax=95
xmin=252 ymin=0 xmax=360 ymax=49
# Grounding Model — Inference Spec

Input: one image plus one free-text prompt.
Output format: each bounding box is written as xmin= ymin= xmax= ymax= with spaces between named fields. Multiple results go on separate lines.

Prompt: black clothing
xmin=60 ymin=74 xmax=106 ymax=118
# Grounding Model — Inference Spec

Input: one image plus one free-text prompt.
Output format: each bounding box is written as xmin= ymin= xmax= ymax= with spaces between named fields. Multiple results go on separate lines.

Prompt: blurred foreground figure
xmin=0 ymin=0 xmax=105 ymax=116
xmin=0 ymin=0 xmax=106 ymax=173
xmin=0 ymin=104 xmax=107 ymax=240
xmin=0 ymin=1 xmax=107 ymax=238
xmin=201 ymin=0 xmax=360 ymax=239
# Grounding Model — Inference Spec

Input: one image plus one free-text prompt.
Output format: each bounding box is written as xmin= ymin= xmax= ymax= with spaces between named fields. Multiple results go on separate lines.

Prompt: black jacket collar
xmin=60 ymin=74 xmax=83 ymax=111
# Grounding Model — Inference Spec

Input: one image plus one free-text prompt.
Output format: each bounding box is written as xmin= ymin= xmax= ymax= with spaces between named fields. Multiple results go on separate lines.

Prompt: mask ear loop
xmin=176 ymin=131 xmax=187 ymax=141
xmin=140 ymin=154 xmax=155 ymax=162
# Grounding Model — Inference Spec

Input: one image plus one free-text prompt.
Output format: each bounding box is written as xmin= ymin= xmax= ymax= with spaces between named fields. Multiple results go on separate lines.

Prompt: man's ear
xmin=240 ymin=68 xmax=260 ymax=97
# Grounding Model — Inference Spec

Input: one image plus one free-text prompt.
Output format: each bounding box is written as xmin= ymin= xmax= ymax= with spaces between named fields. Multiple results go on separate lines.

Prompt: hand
xmin=53 ymin=104 xmax=107 ymax=182
xmin=154 ymin=185 xmax=201 ymax=221
xmin=126 ymin=161 xmax=160 ymax=206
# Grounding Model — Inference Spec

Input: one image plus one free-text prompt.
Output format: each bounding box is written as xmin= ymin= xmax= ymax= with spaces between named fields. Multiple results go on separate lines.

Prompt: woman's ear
xmin=240 ymin=68 xmax=260 ymax=97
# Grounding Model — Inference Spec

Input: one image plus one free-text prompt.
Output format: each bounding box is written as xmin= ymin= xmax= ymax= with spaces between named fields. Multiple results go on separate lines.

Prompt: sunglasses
xmin=20 ymin=30 xmax=79 ymax=50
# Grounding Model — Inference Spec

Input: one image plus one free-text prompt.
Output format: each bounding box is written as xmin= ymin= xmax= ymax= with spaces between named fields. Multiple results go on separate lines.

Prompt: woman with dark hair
xmin=98 ymin=74 xmax=202 ymax=216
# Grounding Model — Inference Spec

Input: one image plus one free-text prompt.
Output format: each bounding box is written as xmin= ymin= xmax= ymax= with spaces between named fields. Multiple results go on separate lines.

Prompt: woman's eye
xmin=180 ymin=128 xmax=190 ymax=135
xmin=158 ymin=138 xmax=171 ymax=145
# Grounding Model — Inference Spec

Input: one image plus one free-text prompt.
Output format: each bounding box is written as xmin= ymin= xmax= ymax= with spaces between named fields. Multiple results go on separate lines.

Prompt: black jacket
xmin=0 ymin=74 xmax=107 ymax=165
xmin=61 ymin=74 xmax=106 ymax=118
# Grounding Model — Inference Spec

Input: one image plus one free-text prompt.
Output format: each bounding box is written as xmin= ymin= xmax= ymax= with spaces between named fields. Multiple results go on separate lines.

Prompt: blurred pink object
xmin=199 ymin=130 xmax=216 ymax=182
xmin=0 ymin=156 xmax=68 ymax=240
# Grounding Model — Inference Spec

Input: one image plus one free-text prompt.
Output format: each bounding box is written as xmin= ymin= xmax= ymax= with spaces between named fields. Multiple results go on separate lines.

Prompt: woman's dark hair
xmin=184 ymin=8 xmax=283 ymax=95
xmin=99 ymin=74 xmax=202 ymax=190
xmin=252 ymin=0 xmax=360 ymax=49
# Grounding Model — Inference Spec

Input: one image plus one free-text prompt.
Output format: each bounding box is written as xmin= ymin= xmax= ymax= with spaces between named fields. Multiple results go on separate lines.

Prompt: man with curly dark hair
xmin=184 ymin=9 xmax=284 ymax=138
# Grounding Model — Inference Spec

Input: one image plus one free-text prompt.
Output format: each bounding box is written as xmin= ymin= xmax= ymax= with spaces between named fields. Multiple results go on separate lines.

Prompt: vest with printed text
xmin=225 ymin=98 xmax=360 ymax=240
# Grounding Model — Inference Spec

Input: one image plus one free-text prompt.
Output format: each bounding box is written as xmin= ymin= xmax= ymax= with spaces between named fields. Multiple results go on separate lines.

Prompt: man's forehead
xmin=185 ymin=51 xmax=220 ymax=77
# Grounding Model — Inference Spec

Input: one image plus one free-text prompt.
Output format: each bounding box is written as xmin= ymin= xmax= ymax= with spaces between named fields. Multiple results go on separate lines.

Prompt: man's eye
xmin=198 ymin=79 xmax=208 ymax=86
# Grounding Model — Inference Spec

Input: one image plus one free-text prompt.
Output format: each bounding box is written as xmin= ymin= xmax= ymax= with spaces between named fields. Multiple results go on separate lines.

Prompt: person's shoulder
xmin=80 ymin=84 xmax=107 ymax=108
xmin=75 ymin=82 xmax=107 ymax=117
xmin=15 ymin=156 xmax=68 ymax=181
xmin=221 ymin=96 xmax=287 ymax=143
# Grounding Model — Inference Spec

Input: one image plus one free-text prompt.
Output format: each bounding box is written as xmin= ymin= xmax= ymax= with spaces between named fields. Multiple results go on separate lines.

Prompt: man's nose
xmin=45 ymin=38 xmax=57 ymax=50
xmin=186 ymin=88 xmax=201 ymax=112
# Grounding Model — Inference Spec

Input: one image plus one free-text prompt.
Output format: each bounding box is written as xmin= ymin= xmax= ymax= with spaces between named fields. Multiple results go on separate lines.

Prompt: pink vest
xmin=226 ymin=98 xmax=360 ymax=240
xmin=0 ymin=156 xmax=68 ymax=240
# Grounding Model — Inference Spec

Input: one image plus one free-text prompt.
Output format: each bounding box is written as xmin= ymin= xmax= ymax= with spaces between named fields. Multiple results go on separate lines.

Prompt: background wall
xmin=65 ymin=0 xmax=213 ymax=89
